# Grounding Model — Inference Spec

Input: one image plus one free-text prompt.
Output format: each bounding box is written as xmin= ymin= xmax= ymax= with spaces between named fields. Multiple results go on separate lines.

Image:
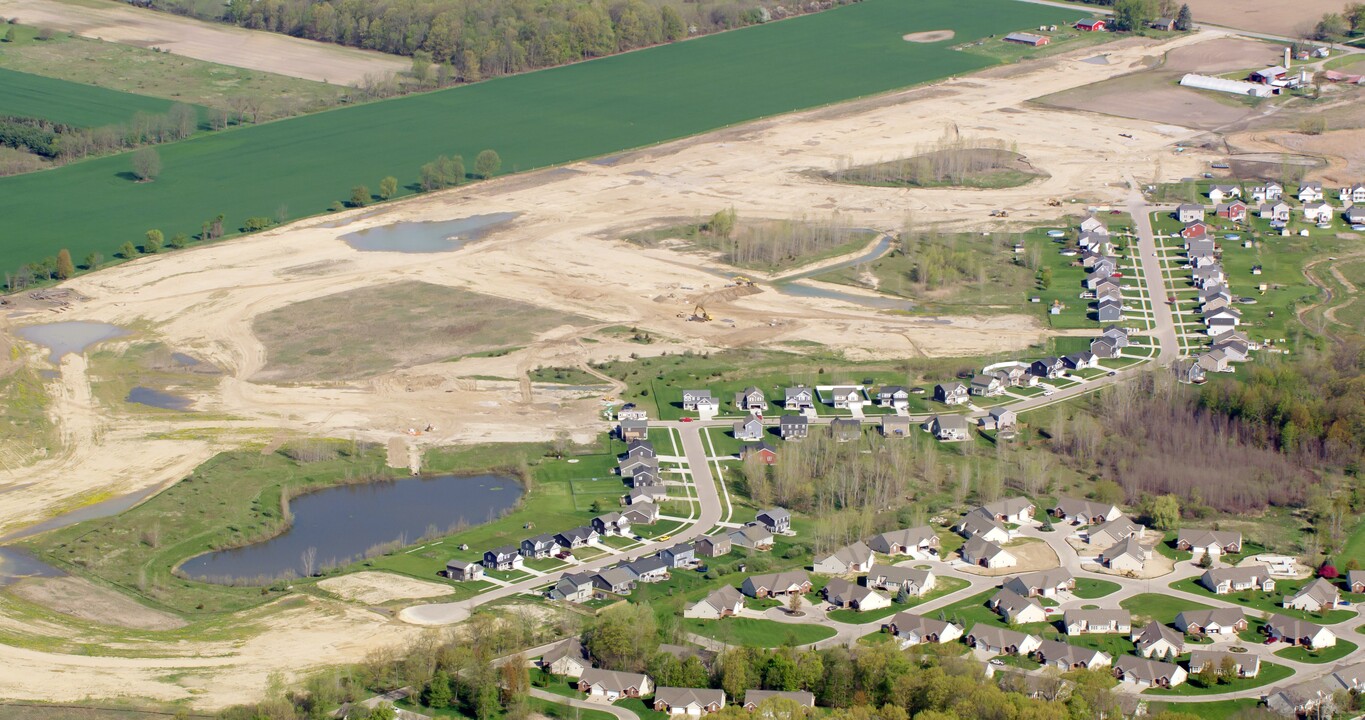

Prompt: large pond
xmin=15 ymin=322 xmax=127 ymax=363
xmin=179 ymin=473 xmax=522 ymax=583
xmin=340 ymin=212 xmax=519 ymax=253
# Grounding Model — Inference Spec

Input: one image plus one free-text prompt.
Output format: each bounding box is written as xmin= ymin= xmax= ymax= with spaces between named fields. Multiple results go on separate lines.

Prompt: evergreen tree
xmin=1175 ymin=4 xmax=1192 ymax=30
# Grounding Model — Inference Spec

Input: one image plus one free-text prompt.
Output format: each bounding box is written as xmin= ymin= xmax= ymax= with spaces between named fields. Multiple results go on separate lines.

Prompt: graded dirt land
xmin=9 ymin=576 xmax=187 ymax=630
xmin=903 ymin=30 xmax=955 ymax=42
xmin=1180 ymin=0 xmax=1343 ymax=37
xmin=317 ymin=571 xmax=454 ymax=605
xmin=0 ymin=0 xmax=407 ymax=85
xmin=0 ymin=29 xmax=1232 ymax=709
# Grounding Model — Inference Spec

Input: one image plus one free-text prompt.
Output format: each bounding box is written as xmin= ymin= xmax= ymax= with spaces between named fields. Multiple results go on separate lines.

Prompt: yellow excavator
xmin=691 ymin=304 xmax=712 ymax=322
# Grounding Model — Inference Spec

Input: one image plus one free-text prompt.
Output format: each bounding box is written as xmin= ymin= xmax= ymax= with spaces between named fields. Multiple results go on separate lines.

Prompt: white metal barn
xmin=1179 ymin=74 xmax=1275 ymax=98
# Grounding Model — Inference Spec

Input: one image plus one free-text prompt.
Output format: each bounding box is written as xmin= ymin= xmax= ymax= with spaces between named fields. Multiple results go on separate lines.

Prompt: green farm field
xmin=0 ymin=0 xmax=1082 ymax=273
xmin=0 ymin=67 xmax=190 ymax=128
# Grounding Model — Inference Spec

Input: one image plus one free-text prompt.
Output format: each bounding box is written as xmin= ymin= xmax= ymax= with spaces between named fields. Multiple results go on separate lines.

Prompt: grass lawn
xmin=1145 ymin=661 xmax=1293 ymax=696
xmin=0 ymin=0 xmax=1085 ymax=278
xmin=938 ymin=589 xmax=1006 ymax=630
xmin=1144 ymin=699 xmax=1263 ymax=720
xmin=1169 ymin=578 xmax=1357 ymax=624
xmin=1073 ymin=578 xmax=1122 ymax=599
xmin=1275 ymin=639 xmax=1358 ymax=664
xmin=1121 ymin=593 xmax=1212 ymax=624
xmin=683 ymin=617 xmax=836 ymax=647
xmin=993 ymin=654 xmax=1041 ymax=670
xmin=615 ymin=698 xmax=668 ymax=720
xmin=399 ymin=695 xmax=619 ymax=720
xmin=826 ymin=576 xmax=970 ymax=623
xmin=0 ymin=66 xmax=195 ymax=128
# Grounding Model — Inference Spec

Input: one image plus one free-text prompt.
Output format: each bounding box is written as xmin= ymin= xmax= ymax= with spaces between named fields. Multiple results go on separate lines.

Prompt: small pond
xmin=0 ymin=547 xmax=64 ymax=586
xmin=127 ymin=386 xmax=194 ymax=411
xmin=775 ymin=280 xmax=916 ymax=311
xmin=179 ymin=473 xmax=522 ymax=583
xmin=15 ymin=322 xmax=127 ymax=364
xmin=171 ymin=353 xmax=201 ymax=367
xmin=341 ymin=213 xmax=519 ymax=253
xmin=0 ymin=481 xmax=175 ymax=543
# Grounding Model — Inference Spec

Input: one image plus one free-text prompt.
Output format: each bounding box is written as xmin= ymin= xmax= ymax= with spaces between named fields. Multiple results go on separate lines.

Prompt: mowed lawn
xmin=0 ymin=0 xmax=1081 ymax=270
xmin=0 ymin=67 xmax=189 ymax=127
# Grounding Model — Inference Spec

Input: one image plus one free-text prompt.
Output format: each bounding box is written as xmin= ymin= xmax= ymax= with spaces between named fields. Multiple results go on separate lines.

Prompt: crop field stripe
xmin=0 ymin=0 xmax=1082 ymax=268
xmin=0 ymin=67 xmax=195 ymax=128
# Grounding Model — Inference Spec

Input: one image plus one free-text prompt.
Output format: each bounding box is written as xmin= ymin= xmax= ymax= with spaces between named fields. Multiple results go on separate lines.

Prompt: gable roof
xmin=1288 ymin=578 xmax=1341 ymax=606
xmin=815 ymin=541 xmax=873 ymax=568
xmin=1064 ymin=608 xmax=1130 ymax=627
xmin=653 ymin=687 xmax=724 ymax=709
xmin=1003 ymin=569 xmax=1073 ymax=594
xmin=579 ymin=668 xmax=649 ymax=693
xmin=743 ymin=690 xmax=814 ymax=708
xmin=1115 ymin=655 xmax=1183 ymax=683
xmin=990 ymin=588 xmax=1042 ymax=616
xmin=543 ymin=640 xmax=588 ymax=666
xmin=870 ymin=526 xmax=937 ymax=549
xmin=1037 ymin=639 xmax=1109 ymax=666
xmin=982 ymin=496 xmax=1034 ymax=517
xmin=1054 ymin=496 xmax=1118 ymax=520
xmin=1132 ymin=621 xmax=1185 ymax=651
xmin=888 ymin=611 xmax=959 ymax=637
xmin=1175 ymin=607 xmax=1245 ymax=629
xmin=1268 ymin=614 xmax=1329 ymax=639
xmin=867 ymin=564 xmax=932 ymax=587
xmin=963 ymin=536 xmax=1011 ymax=561
xmin=965 ymin=624 xmax=1038 ymax=650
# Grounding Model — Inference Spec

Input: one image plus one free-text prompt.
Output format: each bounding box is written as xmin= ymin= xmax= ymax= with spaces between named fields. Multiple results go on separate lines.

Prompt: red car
xmin=680 ymin=417 xmax=694 ymax=423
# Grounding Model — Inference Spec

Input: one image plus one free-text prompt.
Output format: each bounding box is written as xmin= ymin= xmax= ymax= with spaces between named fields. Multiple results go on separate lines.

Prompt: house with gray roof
xmin=778 ymin=415 xmax=809 ymax=440
xmin=884 ymin=611 xmax=962 ymax=647
xmin=653 ymin=687 xmax=725 ymax=715
xmin=1267 ymin=615 xmax=1336 ymax=649
xmin=623 ymin=556 xmax=670 ymax=583
xmin=1174 ymin=607 xmax=1247 ymax=637
xmin=1284 ymin=578 xmax=1341 ymax=613
xmin=756 ymin=508 xmax=791 ymax=533
xmin=736 ymin=387 xmax=767 ymax=412
xmin=1052 ymin=497 xmax=1122 ymax=526
xmin=1099 ymin=536 xmax=1148 ymax=574
xmin=1034 ymin=640 xmax=1111 ymax=671
xmin=741 ymin=571 xmax=810 ymax=599
xmin=521 ymin=534 xmax=559 ymax=559
xmin=659 ymin=543 xmax=696 ymax=569
xmin=865 ymin=565 xmax=935 ymax=596
xmin=933 ymin=382 xmax=969 ymax=406
xmin=962 ymin=536 xmax=1017 ymax=569
xmin=1189 ymin=650 xmax=1258 ymax=678
xmin=555 ymin=526 xmax=600 ymax=549
xmin=981 ymin=497 xmax=1035 ymax=524
xmin=742 ymin=691 xmax=814 ymax=710
xmin=1002 ymin=569 xmax=1074 ymax=598
xmin=729 ymin=523 xmax=774 ymax=550
xmin=541 ymin=640 xmax=591 ymax=678
xmin=445 ymin=559 xmax=483 ymax=582
xmin=578 ymin=668 xmax=652 ymax=700
xmin=592 ymin=567 xmax=637 ymax=594
xmin=549 ymin=572 xmax=596 ymax=603
xmin=733 ymin=415 xmax=765 ymax=442
xmin=684 ymin=586 xmax=744 ymax=620
xmin=1114 ymin=655 xmax=1187 ymax=689
xmin=1131 ymin=621 xmax=1186 ymax=659
xmin=989 ymin=588 xmax=1046 ymax=624
xmin=783 ymin=387 xmax=815 ymax=412
xmin=867 ymin=527 xmax=939 ymax=556
xmin=823 ymin=577 xmax=891 ymax=612
xmin=927 ymin=414 xmax=970 ymax=441
xmin=964 ymin=624 xmax=1041 ymax=656
xmin=1064 ymin=608 xmax=1131 ymax=635
xmin=1200 ymin=565 xmax=1274 ymax=594
xmin=812 ymin=541 xmax=874 ymax=575
xmin=1087 ymin=516 xmax=1143 ymax=547
xmin=955 ymin=508 xmax=1010 ymax=544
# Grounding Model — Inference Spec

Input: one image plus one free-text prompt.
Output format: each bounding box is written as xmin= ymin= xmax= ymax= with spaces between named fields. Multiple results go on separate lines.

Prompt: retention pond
xmin=340 ymin=213 xmax=519 ymax=253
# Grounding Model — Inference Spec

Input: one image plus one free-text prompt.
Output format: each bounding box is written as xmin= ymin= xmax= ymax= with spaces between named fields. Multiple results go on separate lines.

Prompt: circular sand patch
xmin=903 ymin=30 xmax=954 ymax=43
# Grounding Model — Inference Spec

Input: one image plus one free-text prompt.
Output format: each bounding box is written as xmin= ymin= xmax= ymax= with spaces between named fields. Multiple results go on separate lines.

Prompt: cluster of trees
xmin=830 ymin=137 xmax=1028 ymax=189
xmin=898 ymin=233 xmax=990 ymax=291
xmin=0 ymin=105 xmax=198 ymax=167
xmin=693 ymin=209 xmax=868 ymax=269
xmin=150 ymin=0 xmax=855 ymax=80
xmin=1308 ymin=4 xmax=1365 ymax=40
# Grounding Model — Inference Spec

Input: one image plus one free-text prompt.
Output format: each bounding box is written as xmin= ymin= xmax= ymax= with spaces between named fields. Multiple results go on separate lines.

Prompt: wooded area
xmin=151 ymin=0 xmax=857 ymax=80
xmin=829 ymin=136 xmax=1040 ymax=190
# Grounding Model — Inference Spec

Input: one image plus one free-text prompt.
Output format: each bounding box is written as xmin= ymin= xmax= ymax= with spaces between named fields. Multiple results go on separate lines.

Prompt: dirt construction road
xmin=0 ymin=30 xmax=1227 ymax=708
xmin=0 ymin=0 xmax=407 ymax=84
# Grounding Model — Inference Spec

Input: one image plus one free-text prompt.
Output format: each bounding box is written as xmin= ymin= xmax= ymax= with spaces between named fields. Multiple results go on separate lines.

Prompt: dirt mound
xmin=10 ymin=576 xmax=187 ymax=630
xmin=903 ymin=30 xmax=954 ymax=43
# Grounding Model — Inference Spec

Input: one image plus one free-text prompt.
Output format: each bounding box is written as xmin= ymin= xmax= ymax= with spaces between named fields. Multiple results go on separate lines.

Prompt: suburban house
xmin=483 ymin=546 xmax=524 ymax=571
xmin=982 ymin=497 xmax=1035 ymax=524
xmin=1200 ymin=566 xmax=1275 ymax=594
xmin=783 ymin=387 xmax=815 ymax=412
xmin=1266 ymin=615 xmax=1336 ymax=649
xmin=684 ymin=586 xmax=745 ymax=620
xmin=625 ymin=440 xmax=656 ymax=460
xmin=881 ymin=415 xmax=912 ymax=438
xmin=884 ymin=612 xmax=962 ymax=647
xmin=927 ymin=414 xmax=970 ymax=441
xmin=934 ymin=382 xmax=969 ymax=405
xmin=1002 ymin=569 xmax=1075 ymax=598
xmin=653 ymin=688 xmax=725 ymax=716
xmin=1087 ymin=516 xmax=1143 ymax=547
xmin=812 ymin=541 xmax=875 ymax=574
xmin=829 ymin=418 xmax=861 ymax=442
xmin=541 ymin=640 xmax=591 ymax=678
xmin=592 ymin=512 xmax=631 ymax=537
xmin=1052 ymin=497 xmax=1122 ymax=525
xmin=1303 ymin=201 xmax=1334 ymax=223
xmin=1264 ymin=680 xmax=1338 ymax=718
xmin=729 ymin=524 xmax=774 ymax=550
xmin=741 ymin=571 xmax=811 ymax=599
xmin=1114 ymin=655 xmax=1187 ymax=689
xmin=756 ymin=508 xmax=791 ymax=533
xmin=736 ymin=387 xmax=768 ymax=413
xmin=733 ymin=415 xmax=765 ymax=442
xmin=592 ymin=567 xmax=637 ymax=595
xmin=1345 ymin=205 xmax=1365 ymax=225
xmin=961 ymin=536 xmax=1017 ymax=569
xmin=1349 ymin=570 xmax=1365 ymax=594
xmin=1174 ymin=607 xmax=1247 ymax=637
xmin=1176 ymin=528 xmax=1242 ymax=557
xmin=867 ymin=526 xmax=939 ymax=557
xmin=823 ymin=578 xmax=891 ymax=612
xmin=549 ymin=572 xmax=597 ymax=603
xmin=1079 ymin=216 xmax=1108 ymax=235
xmin=1298 ymin=181 xmax=1325 ymax=203
xmin=742 ymin=691 xmax=814 ymax=711
xmin=1284 ymin=578 xmax=1342 ymax=612
xmin=624 ymin=556 xmax=670 ymax=584
xmin=1063 ymin=352 xmax=1099 ymax=371
xmin=865 ymin=565 xmax=935 ymax=596
xmin=618 ymin=406 xmax=648 ymax=422
xmin=969 ymin=374 xmax=1004 ymax=397
xmin=1259 ymin=201 xmax=1291 ymax=222
xmin=778 ymin=415 xmax=809 ymax=440
xmin=521 ymin=534 xmax=559 ymax=559
xmin=681 ymin=390 xmax=719 ymax=414
xmin=1064 ymin=609 xmax=1132 ymax=635
xmin=1030 ymin=357 xmax=1066 ymax=379
xmin=1096 ymin=298 xmax=1123 ymax=323
xmin=1181 ymin=221 xmax=1209 ymax=240
xmin=1215 ymin=200 xmax=1248 ymax=221
xmin=1175 ymin=204 xmax=1205 ymax=223
xmin=620 ymin=419 xmax=649 ymax=442
xmin=555 ymin=526 xmax=600 ymax=549
xmin=445 ymin=559 xmax=484 ymax=582
xmin=876 ymin=386 xmax=910 ymax=408
xmin=1090 ymin=337 xmax=1119 ymax=359
xmin=620 ymin=455 xmax=659 ymax=478
xmin=696 ymin=536 xmax=731 ymax=558
xmin=965 ymin=625 xmax=1041 ymax=656
xmin=822 ymin=386 xmax=864 ymax=409
xmin=739 ymin=440 xmax=777 ymax=464
xmin=1208 ymin=184 xmax=1241 ymax=203
xmin=627 ymin=485 xmax=668 ymax=505
xmin=983 ymin=407 xmax=1018 ymax=437
xmin=578 ymin=668 xmax=652 ymax=701
xmin=955 ymin=509 xmax=1011 ymax=544
xmin=1034 ymin=640 xmax=1112 ymax=670
xmin=1189 ymin=650 xmax=1258 ymax=678
xmin=1252 ymin=182 xmax=1283 ymax=202
xmin=1099 ymin=536 xmax=1148 ymax=574
xmin=1342 ymin=183 xmax=1365 ymax=203
xmin=989 ymin=589 xmax=1046 ymax=624
xmin=1197 ymin=350 xmax=1231 ymax=374
xmin=1131 ymin=621 xmax=1187 ymax=659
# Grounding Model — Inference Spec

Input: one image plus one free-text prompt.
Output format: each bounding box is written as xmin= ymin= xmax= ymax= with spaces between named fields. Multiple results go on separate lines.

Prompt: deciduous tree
xmin=131 ymin=147 xmax=161 ymax=182
xmin=119 ymin=241 xmax=137 ymax=258
xmin=475 ymin=149 xmax=501 ymax=178
xmin=379 ymin=176 xmax=398 ymax=199
xmin=84 ymin=252 xmax=102 ymax=270
xmin=350 ymin=185 xmax=370 ymax=207
xmin=144 ymin=229 xmax=163 ymax=254
xmin=55 ymin=249 xmax=73 ymax=280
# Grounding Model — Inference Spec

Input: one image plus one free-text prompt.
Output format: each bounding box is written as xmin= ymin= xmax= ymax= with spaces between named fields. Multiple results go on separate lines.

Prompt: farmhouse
xmin=1003 ymin=31 xmax=1050 ymax=46
xmin=541 ymin=640 xmax=591 ymax=678
xmin=1064 ymin=609 xmax=1131 ymax=635
xmin=578 ymin=669 xmax=652 ymax=700
xmin=742 ymin=691 xmax=814 ymax=710
xmin=885 ymin=612 xmax=962 ymax=647
xmin=1174 ymin=608 xmax=1247 ymax=637
xmin=961 ymin=536 xmax=1017 ymax=569
xmin=867 ymin=526 xmax=939 ymax=556
xmin=1035 ymin=640 xmax=1111 ymax=670
xmin=865 ymin=565 xmax=935 ymax=595
xmin=684 ymin=586 xmax=745 ymax=620
xmin=1190 ymin=650 xmax=1258 ymax=678
xmin=1114 ymin=655 xmax=1187 ymax=689
xmin=965 ymin=625 xmax=1042 ymax=656
xmin=823 ymin=577 xmax=891 ymax=612
xmin=812 ymin=541 xmax=875 ymax=575
xmin=1131 ymin=621 xmax=1186 ymax=659
xmin=1200 ymin=566 xmax=1275 ymax=594
xmin=446 ymin=559 xmax=484 ymax=582
xmin=1283 ymin=578 xmax=1342 ymax=612
xmin=989 ymin=588 xmax=1047 ymax=624
xmin=653 ymin=688 xmax=725 ymax=716
xmin=741 ymin=571 xmax=811 ymax=598
xmin=1267 ymin=615 xmax=1336 ymax=649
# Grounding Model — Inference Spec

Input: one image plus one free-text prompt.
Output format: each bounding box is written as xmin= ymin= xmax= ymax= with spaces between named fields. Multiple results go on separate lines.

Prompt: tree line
xmin=144 ymin=0 xmax=858 ymax=80
xmin=0 ymin=105 xmax=196 ymax=171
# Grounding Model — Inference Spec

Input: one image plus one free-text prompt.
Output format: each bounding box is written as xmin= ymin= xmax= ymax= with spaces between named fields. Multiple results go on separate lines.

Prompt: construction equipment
xmin=1046 ymin=198 xmax=1062 ymax=207
xmin=732 ymin=276 xmax=755 ymax=287
xmin=691 ymin=304 xmax=712 ymax=322
xmin=990 ymin=209 xmax=1009 ymax=217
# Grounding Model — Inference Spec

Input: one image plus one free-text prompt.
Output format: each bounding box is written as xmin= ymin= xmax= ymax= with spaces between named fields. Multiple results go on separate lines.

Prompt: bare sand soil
xmin=9 ymin=576 xmax=187 ymax=630
xmin=1233 ymin=127 xmax=1365 ymax=184
xmin=0 ymin=30 xmax=1232 ymax=709
xmin=957 ymin=539 xmax=1060 ymax=576
xmin=317 ymin=571 xmax=454 ymax=605
xmin=1180 ymin=0 xmax=1345 ymax=37
xmin=0 ymin=0 xmax=407 ymax=84
xmin=903 ymin=30 xmax=954 ymax=43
